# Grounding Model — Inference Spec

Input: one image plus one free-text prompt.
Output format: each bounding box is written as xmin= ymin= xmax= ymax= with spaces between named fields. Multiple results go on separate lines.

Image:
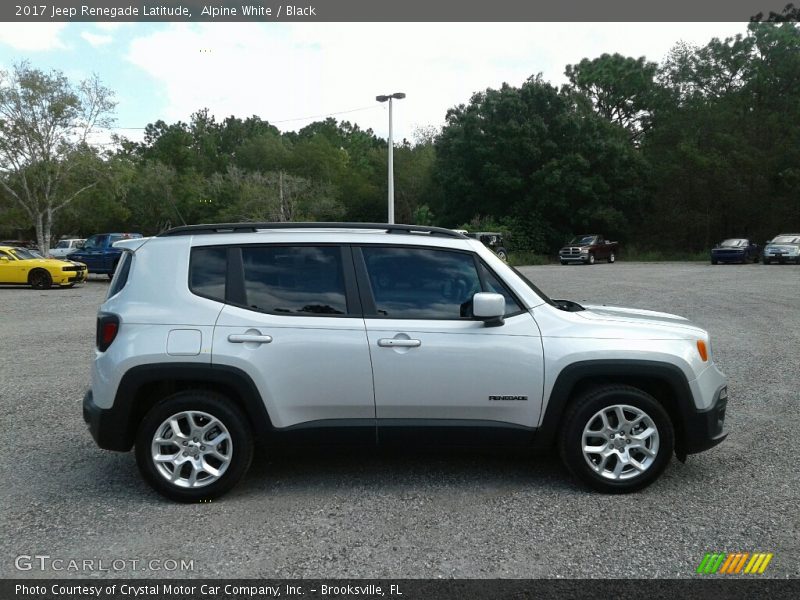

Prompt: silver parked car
xmin=83 ymin=223 xmax=728 ymax=501
xmin=762 ymin=233 xmax=800 ymax=264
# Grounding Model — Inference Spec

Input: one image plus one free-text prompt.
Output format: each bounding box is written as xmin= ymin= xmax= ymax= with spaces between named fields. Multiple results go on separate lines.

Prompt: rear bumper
xmin=83 ymin=389 xmax=132 ymax=452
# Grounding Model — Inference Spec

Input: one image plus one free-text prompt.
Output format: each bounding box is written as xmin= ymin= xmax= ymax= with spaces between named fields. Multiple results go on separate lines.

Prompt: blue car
xmin=711 ymin=238 xmax=760 ymax=264
xmin=66 ymin=233 xmax=142 ymax=278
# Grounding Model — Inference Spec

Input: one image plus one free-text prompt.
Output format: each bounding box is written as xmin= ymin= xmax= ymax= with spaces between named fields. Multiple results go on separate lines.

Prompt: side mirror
xmin=0 ymin=256 xmax=9 ymax=262
xmin=473 ymin=292 xmax=505 ymax=327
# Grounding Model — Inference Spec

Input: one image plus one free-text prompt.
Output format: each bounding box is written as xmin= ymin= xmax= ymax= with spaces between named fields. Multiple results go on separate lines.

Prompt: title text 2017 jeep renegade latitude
xmin=83 ymin=223 xmax=728 ymax=502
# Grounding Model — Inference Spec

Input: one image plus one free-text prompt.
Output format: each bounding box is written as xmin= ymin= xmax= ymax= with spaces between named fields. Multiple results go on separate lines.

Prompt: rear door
xmin=208 ymin=244 xmax=376 ymax=435
xmin=356 ymin=245 xmax=544 ymax=434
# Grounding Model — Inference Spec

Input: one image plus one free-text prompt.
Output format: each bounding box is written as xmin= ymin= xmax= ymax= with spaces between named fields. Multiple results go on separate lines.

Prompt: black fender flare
xmin=97 ymin=363 xmax=271 ymax=451
xmin=533 ymin=359 xmax=696 ymax=453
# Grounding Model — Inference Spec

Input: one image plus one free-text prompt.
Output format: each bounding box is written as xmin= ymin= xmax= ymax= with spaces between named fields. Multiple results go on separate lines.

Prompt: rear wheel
xmin=608 ymin=252 xmax=616 ymax=263
xmin=559 ymin=385 xmax=674 ymax=493
xmin=495 ymin=248 xmax=508 ymax=263
xmin=135 ymin=391 xmax=254 ymax=502
xmin=29 ymin=269 xmax=52 ymax=290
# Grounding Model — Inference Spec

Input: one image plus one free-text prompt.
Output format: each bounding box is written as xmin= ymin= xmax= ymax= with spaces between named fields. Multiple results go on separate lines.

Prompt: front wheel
xmin=135 ymin=391 xmax=254 ymax=502
xmin=559 ymin=385 xmax=674 ymax=493
xmin=495 ymin=248 xmax=508 ymax=263
xmin=587 ymin=253 xmax=596 ymax=265
xmin=29 ymin=269 xmax=52 ymax=290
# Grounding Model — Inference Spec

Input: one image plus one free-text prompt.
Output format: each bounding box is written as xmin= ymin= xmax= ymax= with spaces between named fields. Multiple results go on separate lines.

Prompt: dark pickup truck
xmin=559 ymin=234 xmax=618 ymax=265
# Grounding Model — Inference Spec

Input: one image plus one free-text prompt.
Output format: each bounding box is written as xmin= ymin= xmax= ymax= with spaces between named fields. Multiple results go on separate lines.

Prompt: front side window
xmin=362 ymin=247 xmax=482 ymax=319
xmin=82 ymin=235 xmax=106 ymax=250
xmin=242 ymin=246 xmax=347 ymax=315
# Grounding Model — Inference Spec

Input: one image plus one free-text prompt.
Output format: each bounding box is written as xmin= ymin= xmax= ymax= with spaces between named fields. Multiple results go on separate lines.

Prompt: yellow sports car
xmin=0 ymin=245 xmax=89 ymax=289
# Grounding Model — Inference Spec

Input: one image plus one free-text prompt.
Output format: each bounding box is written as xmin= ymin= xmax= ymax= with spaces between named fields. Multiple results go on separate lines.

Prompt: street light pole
xmin=376 ymin=92 xmax=406 ymax=224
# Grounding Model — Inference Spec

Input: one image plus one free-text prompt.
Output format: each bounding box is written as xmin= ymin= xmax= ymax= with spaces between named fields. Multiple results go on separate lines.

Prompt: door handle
xmin=228 ymin=334 xmax=273 ymax=344
xmin=378 ymin=338 xmax=421 ymax=348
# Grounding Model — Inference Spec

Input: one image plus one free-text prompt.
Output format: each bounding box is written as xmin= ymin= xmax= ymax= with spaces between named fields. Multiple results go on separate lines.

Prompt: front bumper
xmin=560 ymin=254 xmax=589 ymax=262
xmin=83 ymin=389 xmax=133 ymax=451
xmin=680 ymin=385 xmax=728 ymax=455
xmin=763 ymin=254 xmax=798 ymax=263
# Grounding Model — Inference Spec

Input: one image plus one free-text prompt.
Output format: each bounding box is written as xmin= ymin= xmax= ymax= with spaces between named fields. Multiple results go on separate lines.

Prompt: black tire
xmin=135 ymin=391 xmax=254 ymax=502
xmin=558 ymin=385 xmax=674 ymax=493
xmin=560 ymin=260 xmax=568 ymax=266
xmin=762 ymin=258 xmax=770 ymax=265
xmin=29 ymin=269 xmax=52 ymax=290
xmin=495 ymin=248 xmax=508 ymax=263
xmin=608 ymin=252 xmax=616 ymax=263
xmin=711 ymin=259 xmax=718 ymax=265
xmin=587 ymin=253 xmax=596 ymax=265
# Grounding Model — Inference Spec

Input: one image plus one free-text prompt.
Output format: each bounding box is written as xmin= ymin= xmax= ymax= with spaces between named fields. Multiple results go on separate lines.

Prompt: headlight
xmin=580 ymin=248 xmax=589 ymax=253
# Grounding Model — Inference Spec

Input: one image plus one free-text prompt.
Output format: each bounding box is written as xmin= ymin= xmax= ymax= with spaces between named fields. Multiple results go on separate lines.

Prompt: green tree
xmin=0 ymin=63 xmax=115 ymax=251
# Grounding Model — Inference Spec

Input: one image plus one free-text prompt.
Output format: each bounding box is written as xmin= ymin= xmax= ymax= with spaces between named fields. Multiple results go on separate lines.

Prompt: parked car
xmin=67 ymin=232 xmax=142 ymax=278
xmin=463 ymin=231 xmax=509 ymax=262
xmin=559 ymin=234 xmax=618 ymax=265
xmin=50 ymin=238 xmax=86 ymax=259
xmin=710 ymin=239 xmax=760 ymax=264
xmin=762 ymin=233 xmax=800 ymax=264
xmin=83 ymin=222 xmax=727 ymax=502
xmin=0 ymin=240 xmax=40 ymax=253
xmin=0 ymin=245 xmax=88 ymax=289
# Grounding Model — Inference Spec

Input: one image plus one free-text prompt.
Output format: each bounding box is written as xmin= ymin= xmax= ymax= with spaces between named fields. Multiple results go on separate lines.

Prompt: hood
xmin=577 ymin=304 xmax=705 ymax=336
xmin=765 ymin=243 xmax=799 ymax=251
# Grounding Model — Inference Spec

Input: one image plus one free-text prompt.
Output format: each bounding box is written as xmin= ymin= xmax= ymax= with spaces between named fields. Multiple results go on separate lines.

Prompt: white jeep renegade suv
xmin=83 ymin=223 xmax=728 ymax=501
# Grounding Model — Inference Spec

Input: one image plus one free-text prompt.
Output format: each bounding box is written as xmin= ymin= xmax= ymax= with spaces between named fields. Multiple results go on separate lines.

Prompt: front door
xmin=357 ymin=246 xmax=544 ymax=433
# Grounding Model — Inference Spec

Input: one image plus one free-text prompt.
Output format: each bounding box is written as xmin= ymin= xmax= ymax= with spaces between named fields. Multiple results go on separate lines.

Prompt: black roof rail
xmin=158 ymin=222 xmax=468 ymax=239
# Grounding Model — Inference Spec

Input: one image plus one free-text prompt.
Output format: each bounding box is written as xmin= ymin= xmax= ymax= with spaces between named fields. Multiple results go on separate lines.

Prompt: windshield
xmin=569 ymin=235 xmax=596 ymax=245
xmin=7 ymin=248 xmax=39 ymax=260
xmin=771 ymin=236 xmax=800 ymax=244
xmin=55 ymin=241 xmax=69 ymax=249
xmin=720 ymin=239 xmax=747 ymax=247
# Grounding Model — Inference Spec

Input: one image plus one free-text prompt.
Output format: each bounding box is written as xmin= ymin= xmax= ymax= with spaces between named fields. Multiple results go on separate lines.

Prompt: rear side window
xmin=190 ymin=247 xmax=227 ymax=302
xmin=241 ymin=246 xmax=347 ymax=315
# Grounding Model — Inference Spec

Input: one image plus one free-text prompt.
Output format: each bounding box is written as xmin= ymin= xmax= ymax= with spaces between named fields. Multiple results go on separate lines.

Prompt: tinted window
xmin=478 ymin=262 xmax=523 ymax=316
xmin=190 ymin=247 xmax=227 ymax=301
xmin=82 ymin=235 xmax=106 ymax=250
xmin=107 ymin=252 xmax=132 ymax=298
xmin=362 ymin=247 xmax=482 ymax=319
xmin=242 ymin=246 xmax=346 ymax=315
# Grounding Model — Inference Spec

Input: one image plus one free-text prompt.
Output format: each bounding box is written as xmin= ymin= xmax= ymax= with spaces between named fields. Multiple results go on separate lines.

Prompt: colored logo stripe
xmin=697 ymin=552 xmax=773 ymax=575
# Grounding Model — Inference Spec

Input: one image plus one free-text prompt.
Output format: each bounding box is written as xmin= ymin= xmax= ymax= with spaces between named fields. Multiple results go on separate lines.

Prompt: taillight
xmin=97 ymin=314 xmax=119 ymax=351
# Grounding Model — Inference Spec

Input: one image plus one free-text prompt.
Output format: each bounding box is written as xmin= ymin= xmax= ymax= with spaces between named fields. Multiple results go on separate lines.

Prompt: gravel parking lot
xmin=1 ymin=263 xmax=798 ymax=579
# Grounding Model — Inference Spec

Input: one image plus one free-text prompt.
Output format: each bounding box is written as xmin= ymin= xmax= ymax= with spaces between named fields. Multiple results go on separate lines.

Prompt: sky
xmin=0 ymin=22 xmax=749 ymax=145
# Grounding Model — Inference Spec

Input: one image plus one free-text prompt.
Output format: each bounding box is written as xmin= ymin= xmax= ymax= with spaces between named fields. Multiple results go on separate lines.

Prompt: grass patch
xmin=507 ymin=252 xmax=550 ymax=266
xmin=622 ymin=248 xmax=709 ymax=262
